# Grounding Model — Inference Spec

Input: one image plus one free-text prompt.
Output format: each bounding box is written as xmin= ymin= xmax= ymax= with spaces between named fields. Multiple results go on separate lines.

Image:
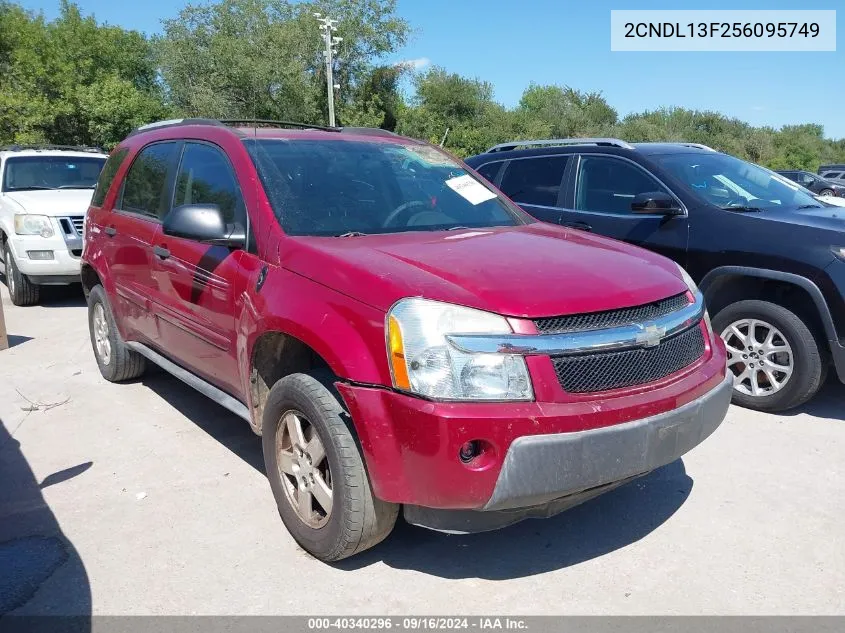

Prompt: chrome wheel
xmin=721 ymin=318 xmax=793 ymax=397
xmin=93 ymin=303 xmax=112 ymax=366
xmin=276 ymin=410 xmax=332 ymax=528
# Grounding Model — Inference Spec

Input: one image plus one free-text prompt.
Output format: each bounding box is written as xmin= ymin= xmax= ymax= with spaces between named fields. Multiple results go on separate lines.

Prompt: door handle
xmin=104 ymin=226 xmax=117 ymax=237
xmin=563 ymin=221 xmax=592 ymax=231
xmin=153 ymin=245 xmax=171 ymax=260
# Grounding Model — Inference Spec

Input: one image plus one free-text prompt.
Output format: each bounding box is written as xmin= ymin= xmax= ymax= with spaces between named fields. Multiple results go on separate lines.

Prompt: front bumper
xmin=7 ymin=233 xmax=81 ymax=278
xmin=336 ymin=336 xmax=728 ymax=512
xmin=404 ymin=371 xmax=732 ymax=533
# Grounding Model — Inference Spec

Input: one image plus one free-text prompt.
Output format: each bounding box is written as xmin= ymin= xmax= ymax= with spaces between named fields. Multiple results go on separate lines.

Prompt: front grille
xmin=71 ymin=216 xmax=84 ymax=234
xmin=535 ymin=293 xmax=690 ymax=334
xmin=551 ymin=325 xmax=705 ymax=393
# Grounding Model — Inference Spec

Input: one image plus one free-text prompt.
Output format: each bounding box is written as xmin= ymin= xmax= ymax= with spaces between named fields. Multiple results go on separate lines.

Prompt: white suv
xmin=0 ymin=145 xmax=108 ymax=305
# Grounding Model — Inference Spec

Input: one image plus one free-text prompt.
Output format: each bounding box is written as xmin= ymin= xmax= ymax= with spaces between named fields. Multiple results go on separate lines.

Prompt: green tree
xmin=518 ymin=84 xmax=617 ymax=138
xmin=156 ymin=0 xmax=409 ymax=126
xmin=0 ymin=1 xmax=168 ymax=148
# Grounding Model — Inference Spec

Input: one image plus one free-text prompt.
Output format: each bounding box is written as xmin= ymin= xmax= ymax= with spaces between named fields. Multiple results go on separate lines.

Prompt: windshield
xmin=2 ymin=156 xmax=106 ymax=192
xmin=244 ymin=139 xmax=526 ymax=236
xmin=655 ymin=153 xmax=819 ymax=210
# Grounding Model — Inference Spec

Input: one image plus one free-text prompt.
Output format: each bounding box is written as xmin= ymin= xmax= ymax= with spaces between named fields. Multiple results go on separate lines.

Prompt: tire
xmin=713 ymin=300 xmax=825 ymax=412
xmin=262 ymin=372 xmax=398 ymax=561
xmin=3 ymin=242 xmax=40 ymax=306
xmin=819 ymin=189 xmax=835 ymax=197
xmin=87 ymin=285 xmax=146 ymax=382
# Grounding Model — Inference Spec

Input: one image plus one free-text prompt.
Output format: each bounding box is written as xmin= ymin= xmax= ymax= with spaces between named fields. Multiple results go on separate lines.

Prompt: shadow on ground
xmin=0 ymin=276 xmax=86 ymax=309
xmin=5 ymin=335 xmax=33 ymax=348
xmin=141 ymin=371 xmax=693 ymax=579
xmin=784 ymin=375 xmax=845 ymax=421
xmin=0 ymin=420 xmax=91 ymax=630
xmin=141 ymin=372 xmax=264 ymax=472
xmin=339 ymin=459 xmax=691 ymax=579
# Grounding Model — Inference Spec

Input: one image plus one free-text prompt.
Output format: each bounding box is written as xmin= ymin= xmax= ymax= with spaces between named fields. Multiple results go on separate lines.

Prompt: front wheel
xmin=714 ymin=300 xmax=825 ymax=412
xmin=262 ymin=373 xmax=398 ymax=561
xmin=819 ymin=189 xmax=835 ymax=197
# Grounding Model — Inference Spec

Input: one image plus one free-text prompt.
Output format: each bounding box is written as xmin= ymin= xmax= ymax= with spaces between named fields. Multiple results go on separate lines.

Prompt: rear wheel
xmin=714 ymin=300 xmax=824 ymax=412
xmin=87 ymin=285 xmax=146 ymax=382
xmin=262 ymin=373 xmax=398 ymax=561
xmin=819 ymin=188 xmax=835 ymax=197
xmin=3 ymin=242 xmax=40 ymax=306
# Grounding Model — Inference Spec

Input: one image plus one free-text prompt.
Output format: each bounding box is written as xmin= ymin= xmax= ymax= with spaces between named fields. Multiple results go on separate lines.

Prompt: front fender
xmin=238 ymin=265 xmax=392 ymax=390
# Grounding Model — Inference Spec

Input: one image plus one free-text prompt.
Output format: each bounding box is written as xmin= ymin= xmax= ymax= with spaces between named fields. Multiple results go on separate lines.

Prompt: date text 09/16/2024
xmin=307 ymin=617 xmax=528 ymax=630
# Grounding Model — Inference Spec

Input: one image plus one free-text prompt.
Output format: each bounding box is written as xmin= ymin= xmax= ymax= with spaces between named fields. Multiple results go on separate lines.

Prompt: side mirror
xmin=631 ymin=191 xmax=683 ymax=215
xmin=163 ymin=204 xmax=245 ymax=248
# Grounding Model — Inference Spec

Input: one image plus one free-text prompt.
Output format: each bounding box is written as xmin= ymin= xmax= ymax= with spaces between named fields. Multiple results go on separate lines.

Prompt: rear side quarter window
xmin=91 ymin=148 xmax=129 ymax=207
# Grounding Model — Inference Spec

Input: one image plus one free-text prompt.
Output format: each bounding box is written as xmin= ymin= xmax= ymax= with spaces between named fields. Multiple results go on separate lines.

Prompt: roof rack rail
xmin=0 ymin=143 xmax=106 ymax=153
xmin=487 ymin=138 xmax=635 ymax=153
xmin=339 ymin=127 xmax=398 ymax=137
xmin=221 ymin=119 xmax=338 ymax=132
xmin=678 ymin=142 xmax=717 ymax=152
xmin=128 ymin=118 xmax=403 ymax=139
xmin=128 ymin=118 xmax=225 ymax=137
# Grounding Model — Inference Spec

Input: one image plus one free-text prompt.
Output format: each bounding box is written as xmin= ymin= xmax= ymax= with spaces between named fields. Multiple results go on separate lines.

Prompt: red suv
xmin=82 ymin=119 xmax=731 ymax=561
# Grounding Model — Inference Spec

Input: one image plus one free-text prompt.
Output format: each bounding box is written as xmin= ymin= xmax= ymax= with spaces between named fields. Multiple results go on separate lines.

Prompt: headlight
xmin=832 ymin=247 xmax=845 ymax=261
xmin=14 ymin=214 xmax=54 ymax=238
xmin=387 ymin=298 xmax=533 ymax=401
xmin=675 ymin=262 xmax=699 ymax=294
xmin=676 ymin=263 xmax=713 ymax=336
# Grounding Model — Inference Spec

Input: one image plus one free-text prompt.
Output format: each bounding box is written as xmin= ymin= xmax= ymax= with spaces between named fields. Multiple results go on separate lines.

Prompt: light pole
xmin=314 ymin=13 xmax=342 ymax=127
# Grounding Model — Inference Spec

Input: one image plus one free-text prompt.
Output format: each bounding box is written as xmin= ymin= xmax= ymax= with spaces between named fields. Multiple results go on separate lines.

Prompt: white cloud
xmin=394 ymin=57 xmax=430 ymax=71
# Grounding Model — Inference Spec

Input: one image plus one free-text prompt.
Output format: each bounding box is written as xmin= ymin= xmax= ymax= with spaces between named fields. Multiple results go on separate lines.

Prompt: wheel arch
xmin=80 ymin=263 xmax=102 ymax=298
xmin=246 ymin=330 xmax=336 ymax=435
xmin=700 ymin=266 xmax=838 ymax=345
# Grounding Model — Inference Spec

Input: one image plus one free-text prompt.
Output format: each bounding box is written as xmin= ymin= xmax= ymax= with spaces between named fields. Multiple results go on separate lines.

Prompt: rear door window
xmin=119 ymin=142 xmax=181 ymax=220
xmin=498 ymin=156 xmax=569 ymax=207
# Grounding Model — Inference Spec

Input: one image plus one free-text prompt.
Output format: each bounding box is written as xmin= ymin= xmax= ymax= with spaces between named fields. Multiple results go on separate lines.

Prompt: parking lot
xmin=1 ymin=281 xmax=844 ymax=616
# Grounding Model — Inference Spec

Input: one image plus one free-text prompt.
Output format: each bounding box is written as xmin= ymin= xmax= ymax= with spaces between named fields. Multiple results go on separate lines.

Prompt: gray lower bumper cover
xmin=403 ymin=372 xmax=733 ymax=534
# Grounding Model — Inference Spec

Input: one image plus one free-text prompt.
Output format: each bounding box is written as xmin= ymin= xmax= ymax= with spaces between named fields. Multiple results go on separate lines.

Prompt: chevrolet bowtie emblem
xmin=636 ymin=323 xmax=666 ymax=348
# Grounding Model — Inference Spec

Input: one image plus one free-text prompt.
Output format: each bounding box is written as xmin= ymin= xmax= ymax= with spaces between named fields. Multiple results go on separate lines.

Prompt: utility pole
xmin=314 ymin=13 xmax=342 ymax=127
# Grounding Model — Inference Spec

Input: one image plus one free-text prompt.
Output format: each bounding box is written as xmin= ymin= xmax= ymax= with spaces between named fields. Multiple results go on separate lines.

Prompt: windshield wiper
xmin=10 ymin=186 xmax=55 ymax=191
xmin=720 ymin=205 xmax=763 ymax=212
xmin=334 ymin=231 xmax=369 ymax=237
xmin=797 ymin=204 xmax=823 ymax=209
xmin=445 ymin=226 xmax=471 ymax=231
xmin=57 ymin=185 xmax=95 ymax=189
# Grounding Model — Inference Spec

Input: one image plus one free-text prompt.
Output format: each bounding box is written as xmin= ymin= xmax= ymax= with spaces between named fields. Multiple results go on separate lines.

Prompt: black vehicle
xmin=466 ymin=138 xmax=845 ymax=412
xmin=819 ymin=163 xmax=845 ymax=176
xmin=777 ymin=170 xmax=845 ymax=197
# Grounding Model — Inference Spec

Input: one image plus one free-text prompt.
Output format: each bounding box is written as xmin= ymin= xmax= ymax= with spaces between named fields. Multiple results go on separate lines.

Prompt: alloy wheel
xmin=721 ymin=318 xmax=793 ymax=397
xmin=93 ymin=303 xmax=112 ymax=366
xmin=275 ymin=410 xmax=333 ymax=528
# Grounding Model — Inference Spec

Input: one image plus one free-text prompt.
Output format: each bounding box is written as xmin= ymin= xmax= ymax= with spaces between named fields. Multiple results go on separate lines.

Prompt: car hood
xmin=4 ymin=189 xmax=94 ymax=216
xmin=282 ymin=223 xmax=687 ymax=318
xmin=749 ymin=204 xmax=845 ymax=230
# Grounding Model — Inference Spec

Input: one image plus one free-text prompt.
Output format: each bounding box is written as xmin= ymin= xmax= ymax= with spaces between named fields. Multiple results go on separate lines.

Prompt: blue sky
xmin=18 ymin=0 xmax=845 ymax=138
